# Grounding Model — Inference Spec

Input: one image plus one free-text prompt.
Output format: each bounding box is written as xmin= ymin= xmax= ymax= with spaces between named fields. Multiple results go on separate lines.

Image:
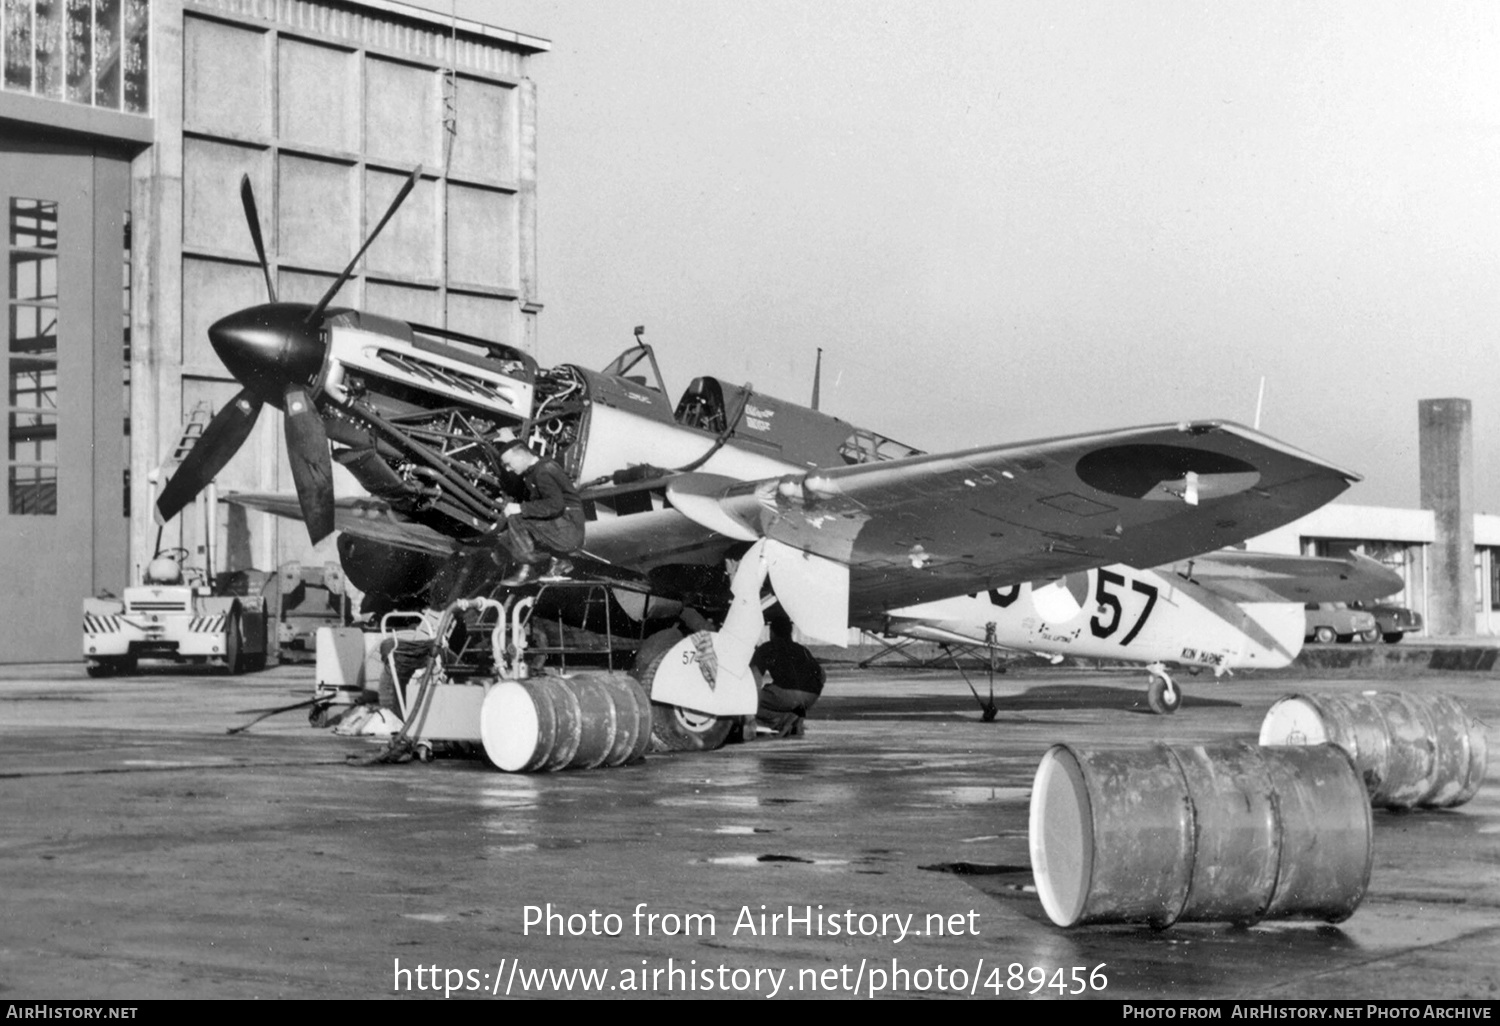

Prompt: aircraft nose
xmin=208 ymin=304 xmax=326 ymax=407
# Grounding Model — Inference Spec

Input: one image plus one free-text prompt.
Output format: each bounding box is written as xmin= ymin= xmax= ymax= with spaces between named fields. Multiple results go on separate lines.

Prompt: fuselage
xmin=883 ymin=564 xmax=1306 ymax=674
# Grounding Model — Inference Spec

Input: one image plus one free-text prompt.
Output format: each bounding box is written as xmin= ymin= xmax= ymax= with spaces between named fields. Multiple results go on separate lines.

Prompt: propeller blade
xmin=239 ymin=175 xmax=277 ymax=303
xmin=155 ymin=390 xmax=264 ymax=525
xmin=304 ymin=164 xmax=423 ymax=327
xmin=283 ymin=385 xmax=336 ymax=543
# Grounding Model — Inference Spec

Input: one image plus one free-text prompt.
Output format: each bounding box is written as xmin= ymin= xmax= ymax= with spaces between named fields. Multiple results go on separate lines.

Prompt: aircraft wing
xmin=227 ymin=490 xmax=742 ymax=575
xmin=648 ymin=420 xmax=1357 ymax=620
xmin=224 ymin=492 xmax=456 ymax=556
xmin=1158 ymin=549 xmax=1403 ymax=604
xmin=229 ymin=420 xmax=1362 ymax=625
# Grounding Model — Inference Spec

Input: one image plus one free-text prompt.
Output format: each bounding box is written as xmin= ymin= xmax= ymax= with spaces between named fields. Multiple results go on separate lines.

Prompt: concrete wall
xmin=132 ymin=0 xmax=548 ymax=580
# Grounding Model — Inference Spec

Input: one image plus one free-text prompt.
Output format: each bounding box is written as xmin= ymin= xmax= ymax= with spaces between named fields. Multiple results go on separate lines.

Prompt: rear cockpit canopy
xmin=672 ymin=375 xmax=925 ymax=468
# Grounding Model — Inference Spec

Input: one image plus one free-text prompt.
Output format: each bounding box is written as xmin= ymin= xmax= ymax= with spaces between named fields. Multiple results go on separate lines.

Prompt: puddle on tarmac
xmin=713 ymin=825 xmax=782 ymax=835
xmin=655 ymin=794 xmax=763 ymax=810
xmin=703 ymin=854 xmax=851 ymax=868
xmin=400 ymin=913 xmax=452 ymax=923
xmin=485 ymin=843 xmax=539 ymax=855
xmin=920 ymin=786 xmax=1030 ymax=804
xmin=919 ymin=861 xmax=1031 ymax=876
xmin=475 ymin=786 xmax=541 ymax=811
xmin=0 ymin=694 xmax=95 ymax=702
xmin=537 ymin=837 xmax=587 ymax=851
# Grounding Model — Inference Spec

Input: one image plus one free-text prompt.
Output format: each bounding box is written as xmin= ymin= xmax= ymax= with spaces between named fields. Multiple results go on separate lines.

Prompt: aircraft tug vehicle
xmin=82 ymin=548 xmax=271 ymax=677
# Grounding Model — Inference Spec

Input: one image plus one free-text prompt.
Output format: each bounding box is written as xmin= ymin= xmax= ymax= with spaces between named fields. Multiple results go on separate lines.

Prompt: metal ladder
xmin=160 ymin=401 xmax=214 ymax=478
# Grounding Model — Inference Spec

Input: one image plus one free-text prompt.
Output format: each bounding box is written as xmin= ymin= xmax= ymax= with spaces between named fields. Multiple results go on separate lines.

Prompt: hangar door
xmin=0 ymin=141 xmax=128 ymax=662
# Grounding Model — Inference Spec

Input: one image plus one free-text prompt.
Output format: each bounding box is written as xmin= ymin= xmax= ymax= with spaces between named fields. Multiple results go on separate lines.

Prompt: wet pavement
xmin=0 ymin=656 xmax=1496 ymax=1000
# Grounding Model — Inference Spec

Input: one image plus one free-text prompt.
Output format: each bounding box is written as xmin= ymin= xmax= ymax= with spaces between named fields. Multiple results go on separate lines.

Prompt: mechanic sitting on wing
xmin=492 ymin=441 xmax=586 ymax=587
xmin=751 ymin=615 xmax=826 ymax=737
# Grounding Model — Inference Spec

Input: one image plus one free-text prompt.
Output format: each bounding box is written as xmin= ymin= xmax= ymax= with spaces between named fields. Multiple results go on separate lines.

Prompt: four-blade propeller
xmin=154 ymin=167 xmax=422 ymax=543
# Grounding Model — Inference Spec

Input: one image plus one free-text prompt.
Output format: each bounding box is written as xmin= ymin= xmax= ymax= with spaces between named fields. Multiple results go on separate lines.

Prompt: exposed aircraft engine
xmin=316 ymin=310 xmax=540 ymax=540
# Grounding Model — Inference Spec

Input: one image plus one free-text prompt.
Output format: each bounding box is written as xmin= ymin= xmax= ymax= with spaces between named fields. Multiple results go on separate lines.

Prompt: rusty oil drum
xmin=1258 ymin=691 xmax=1488 ymax=809
xmin=1028 ymin=741 xmax=1372 ymax=928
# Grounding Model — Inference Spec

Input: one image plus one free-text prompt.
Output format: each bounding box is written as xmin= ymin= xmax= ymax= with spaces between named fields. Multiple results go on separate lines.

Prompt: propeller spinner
xmin=154 ymin=168 xmax=422 ymax=544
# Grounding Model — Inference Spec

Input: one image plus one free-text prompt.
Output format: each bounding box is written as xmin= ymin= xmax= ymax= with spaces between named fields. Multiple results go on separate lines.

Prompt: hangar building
xmin=0 ymin=0 xmax=547 ymax=660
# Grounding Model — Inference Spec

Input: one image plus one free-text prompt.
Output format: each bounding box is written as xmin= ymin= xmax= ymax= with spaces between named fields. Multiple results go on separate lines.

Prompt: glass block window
xmin=1 ymin=0 xmax=148 ymax=113
xmin=7 ymin=197 xmax=58 ymax=515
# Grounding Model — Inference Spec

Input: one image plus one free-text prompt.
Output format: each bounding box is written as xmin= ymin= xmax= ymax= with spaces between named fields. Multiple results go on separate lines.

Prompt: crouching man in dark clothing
xmin=493 ymin=442 xmax=586 ymax=587
xmin=750 ymin=617 xmax=825 ymax=737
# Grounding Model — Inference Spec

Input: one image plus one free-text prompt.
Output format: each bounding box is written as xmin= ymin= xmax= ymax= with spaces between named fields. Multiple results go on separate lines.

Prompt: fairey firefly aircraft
xmin=882 ymin=549 xmax=1403 ymax=715
xmin=156 ymin=172 xmax=1363 ymax=750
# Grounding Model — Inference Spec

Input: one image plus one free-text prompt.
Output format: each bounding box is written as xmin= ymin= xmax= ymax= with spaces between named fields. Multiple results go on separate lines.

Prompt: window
xmin=7 ymin=197 xmax=58 ymax=515
xmin=1 ymin=0 xmax=149 ymax=113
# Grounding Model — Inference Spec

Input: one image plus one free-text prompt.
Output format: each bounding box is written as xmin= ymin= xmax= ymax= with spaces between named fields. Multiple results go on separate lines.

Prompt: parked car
xmin=1304 ymin=602 xmax=1378 ymax=644
xmin=1348 ymin=600 xmax=1423 ymax=643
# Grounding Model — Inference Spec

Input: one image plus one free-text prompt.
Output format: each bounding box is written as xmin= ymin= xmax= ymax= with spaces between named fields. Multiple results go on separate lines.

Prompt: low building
xmin=1252 ymin=503 xmax=1500 ymax=638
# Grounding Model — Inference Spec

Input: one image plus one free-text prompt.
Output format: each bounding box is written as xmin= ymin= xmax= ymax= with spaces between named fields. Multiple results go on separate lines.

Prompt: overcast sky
xmin=436 ymin=1 xmax=1500 ymax=512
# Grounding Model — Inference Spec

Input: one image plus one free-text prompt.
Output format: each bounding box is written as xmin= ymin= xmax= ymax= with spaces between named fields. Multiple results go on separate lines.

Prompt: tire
xmin=223 ymin=608 xmax=244 ymax=675
xmin=1382 ymin=632 xmax=1404 ymax=644
xmin=86 ymin=656 xmax=135 ymax=677
xmin=1146 ymin=675 xmax=1181 ymax=716
xmin=243 ymin=614 xmax=268 ymax=672
xmin=637 ymin=649 xmax=732 ymax=752
xmin=1360 ymin=628 xmax=1382 ymax=644
xmin=1313 ymin=626 xmax=1336 ymax=644
xmin=630 ymin=628 xmax=686 ymax=682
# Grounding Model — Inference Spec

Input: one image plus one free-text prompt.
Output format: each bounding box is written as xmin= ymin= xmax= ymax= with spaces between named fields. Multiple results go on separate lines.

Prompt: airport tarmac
xmin=0 ymin=656 xmax=1496 ymax=1001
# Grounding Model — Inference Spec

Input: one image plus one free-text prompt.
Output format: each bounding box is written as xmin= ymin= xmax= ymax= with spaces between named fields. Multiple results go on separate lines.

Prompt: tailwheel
xmin=1145 ymin=664 xmax=1181 ymax=715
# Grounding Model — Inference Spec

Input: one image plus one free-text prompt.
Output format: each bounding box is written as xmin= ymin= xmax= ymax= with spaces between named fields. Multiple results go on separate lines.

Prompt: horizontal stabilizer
xmin=1159 ymin=550 xmax=1403 ymax=604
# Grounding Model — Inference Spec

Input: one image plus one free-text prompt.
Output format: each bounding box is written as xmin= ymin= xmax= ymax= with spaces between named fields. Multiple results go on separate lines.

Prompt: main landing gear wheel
xmin=650 ymin=702 xmax=734 ymax=752
xmin=1146 ymin=671 xmax=1181 ymax=715
xmin=635 ymin=649 xmax=733 ymax=753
